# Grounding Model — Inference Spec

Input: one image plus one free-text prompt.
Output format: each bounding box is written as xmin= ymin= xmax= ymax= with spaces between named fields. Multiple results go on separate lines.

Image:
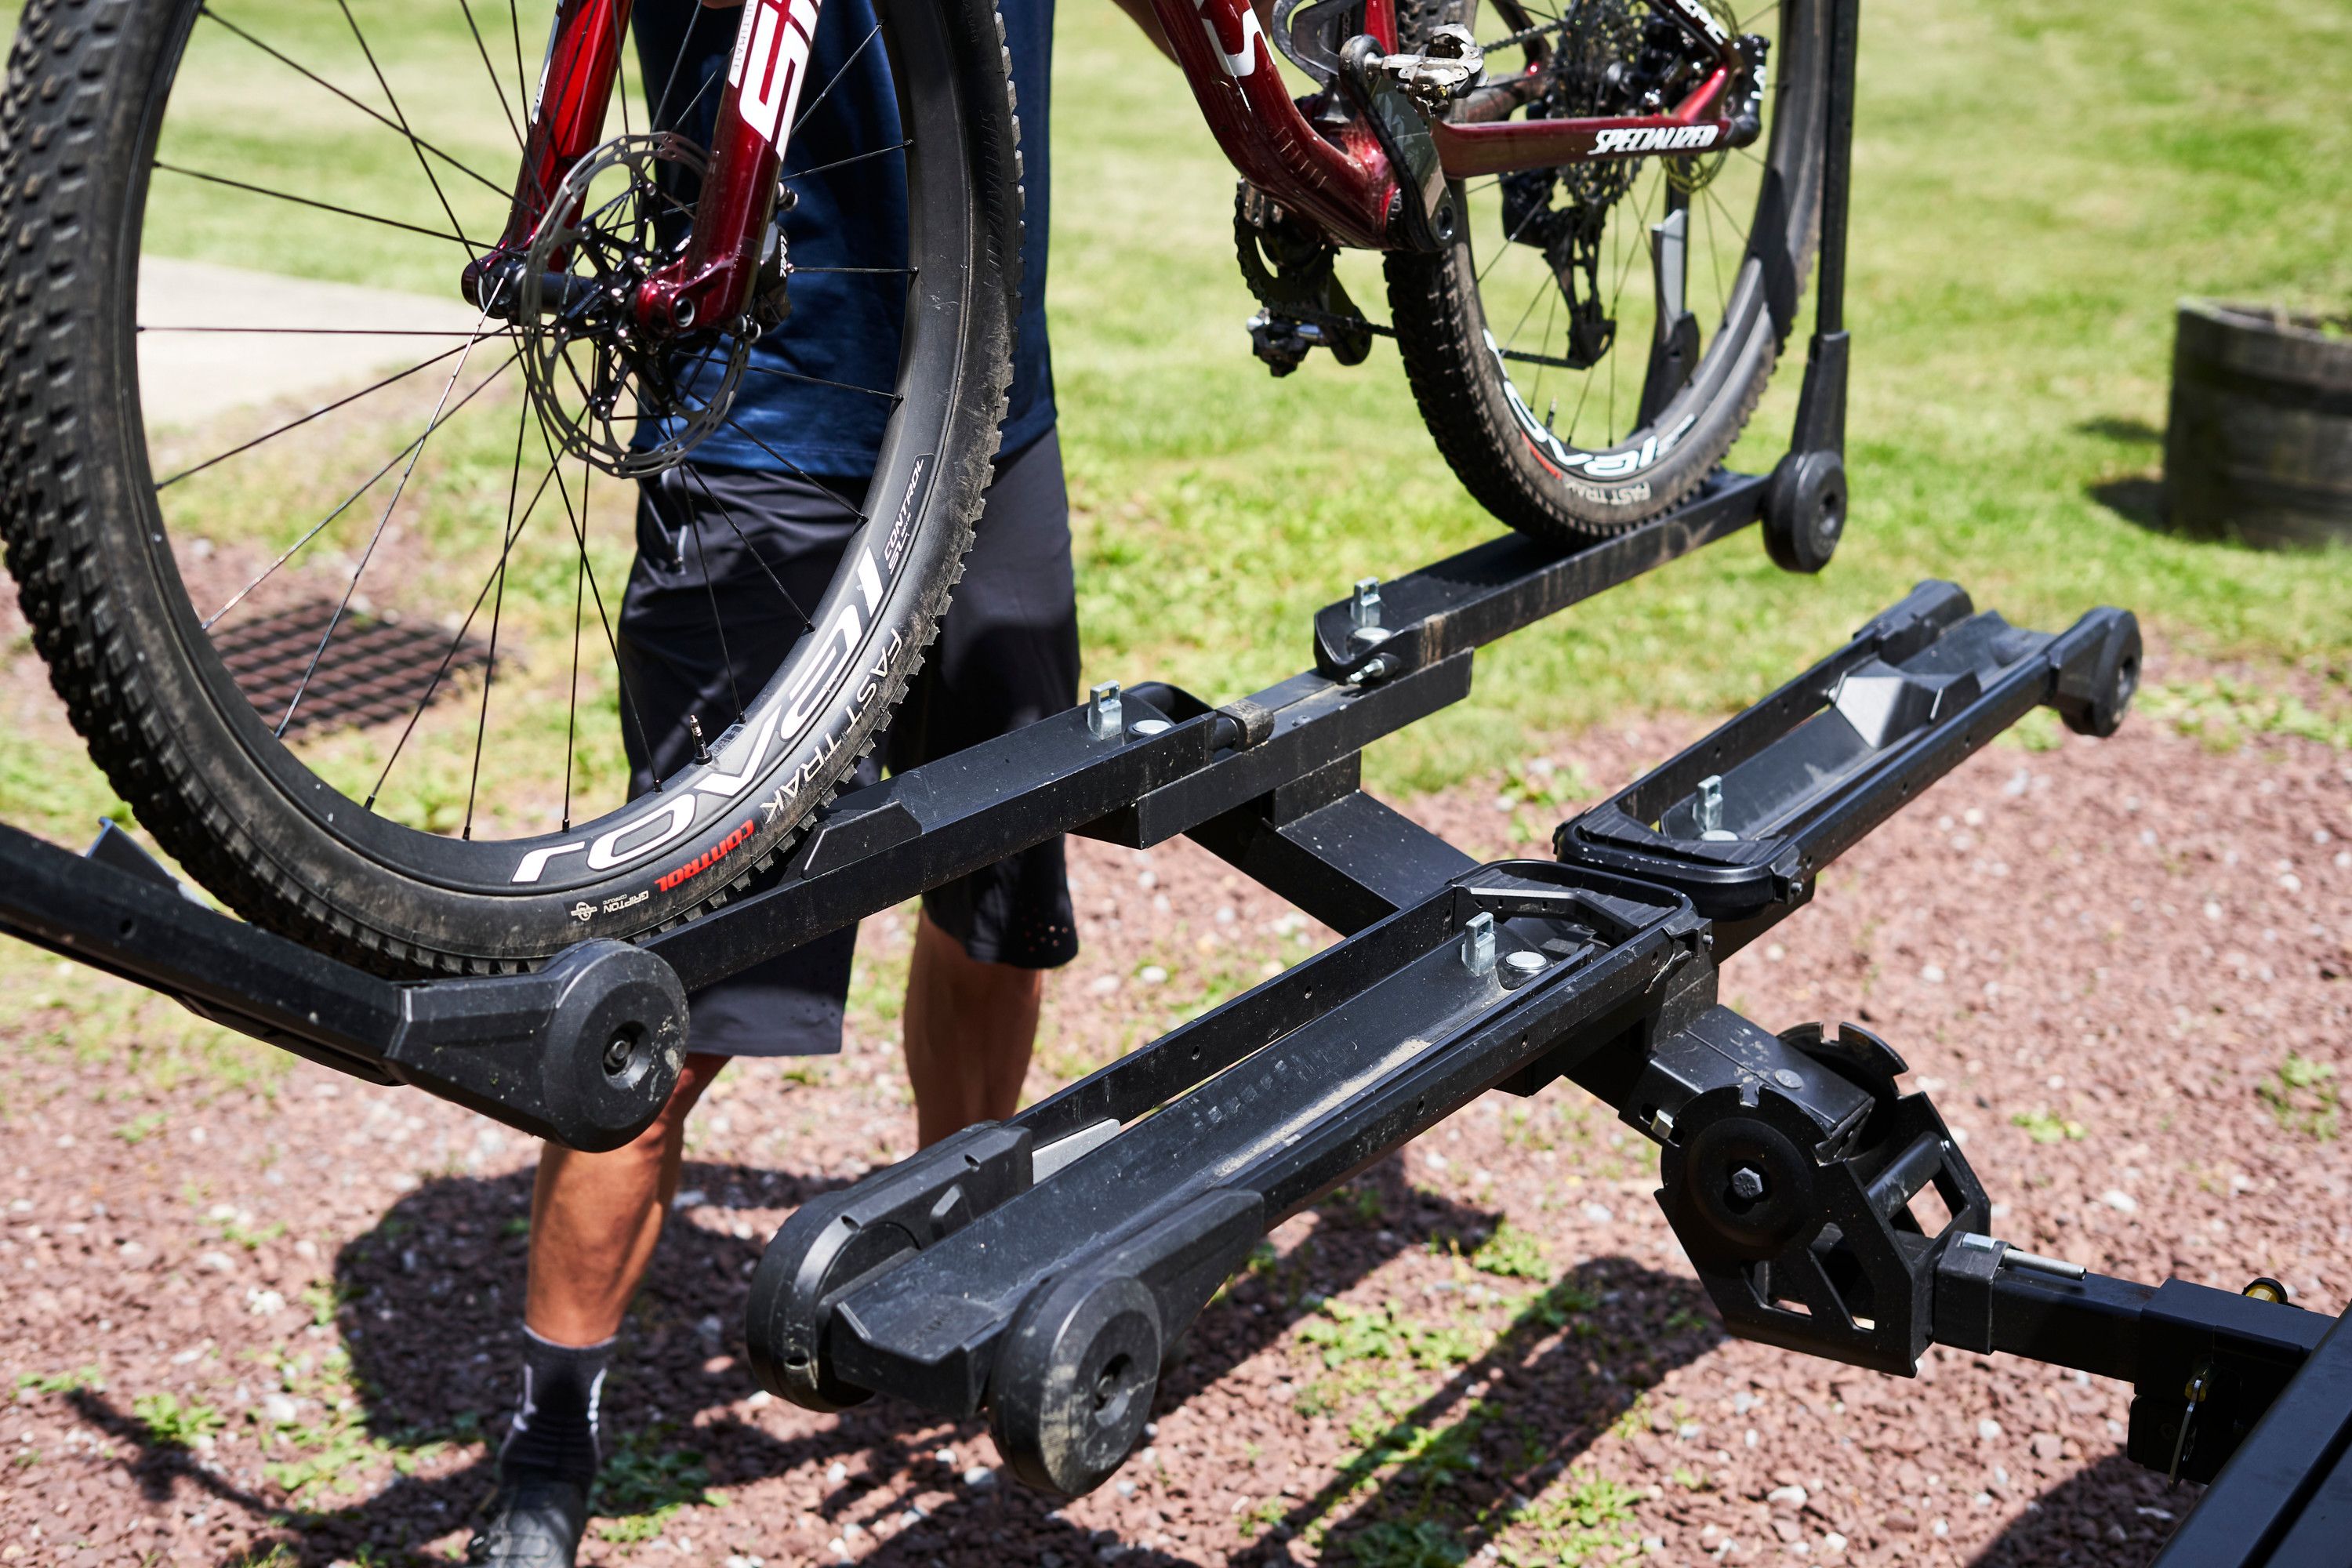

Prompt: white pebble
xmin=1138 ymin=965 xmax=1167 ymax=985
xmin=1977 ymin=1418 xmax=2002 ymax=1440
xmin=1768 ymin=1484 xmax=1806 ymax=1506
xmin=1582 ymin=1202 xmax=1614 ymax=1224
xmin=2103 ymin=1189 xmax=2140 ymax=1214
xmin=1920 ymin=964 xmax=1945 ymax=985
xmin=963 ymin=1465 xmax=997 ymax=1488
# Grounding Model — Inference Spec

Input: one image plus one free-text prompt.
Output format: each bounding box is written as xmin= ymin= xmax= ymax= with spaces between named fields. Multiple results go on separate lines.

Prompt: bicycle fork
xmin=464 ymin=0 xmax=816 ymax=342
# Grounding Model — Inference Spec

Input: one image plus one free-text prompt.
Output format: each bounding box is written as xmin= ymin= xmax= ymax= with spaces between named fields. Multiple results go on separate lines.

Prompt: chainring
xmin=517 ymin=133 xmax=750 ymax=480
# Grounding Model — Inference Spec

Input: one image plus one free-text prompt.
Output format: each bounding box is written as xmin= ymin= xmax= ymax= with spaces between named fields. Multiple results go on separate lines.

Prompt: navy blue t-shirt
xmin=631 ymin=0 xmax=1054 ymax=474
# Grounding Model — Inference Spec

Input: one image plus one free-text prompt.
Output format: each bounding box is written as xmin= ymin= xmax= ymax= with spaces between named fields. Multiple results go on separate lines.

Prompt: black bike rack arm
xmin=0 ymin=822 xmax=689 ymax=1152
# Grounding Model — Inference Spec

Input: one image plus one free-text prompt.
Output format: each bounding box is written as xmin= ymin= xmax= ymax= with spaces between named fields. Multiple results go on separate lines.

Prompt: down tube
xmin=1148 ymin=0 xmax=1396 ymax=249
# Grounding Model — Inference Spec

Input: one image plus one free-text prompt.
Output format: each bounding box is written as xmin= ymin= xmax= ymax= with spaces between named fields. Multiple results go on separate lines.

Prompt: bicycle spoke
xmin=648 ymin=0 xmax=712 ymax=131
xmin=198 ymin=6 xmax=508 ymax=199
xmin=459 ymin=397 xmax=535 ymax=839
xmin=789 ymin=25 xmax=882 ymax=141
xmin=365 ymin=458 xmax=559 ymax=811
xmin=152 ymin=163 xmax=471 ymax=249
xmin=787 ymin=265 xmax=916 ymax=277
xmin=140 ymin=325 xmax=499 ymax=337
xmin=530 ymin=412 xmax=666 ymax=789
xmin=201 ymin=350 xmax=520 ymax=627
xmin=716 ymin=416 xmax=870 ymax=521
xmin=737 ymin=361 xmax=902 ymax=402
xmin=678 ymin=463 xmax=817 ymax=631
xmin=562 ymin=453 xmax=588 ymax=831
xmin=155 ymin=332 xmax=510 ymax=492
xmin=683 ymin=499 xmax=745 ymax=722
xmin=454 ymin=0 xmax=526 ymax=150
xmin=784 ymin=140 xmax=913 ymax=184
xmin=276 ymin=317 xmax=498 ymax=737
xmin=337 ymin=0 xmax=480 ymax=252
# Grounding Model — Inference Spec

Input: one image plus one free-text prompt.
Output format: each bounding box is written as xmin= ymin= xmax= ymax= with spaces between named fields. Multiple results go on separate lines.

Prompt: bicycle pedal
xmin=1246 ymin=310 xmax=1316 ymax=376
xmin=1370 ymin=24 xmax=1483 ymax=114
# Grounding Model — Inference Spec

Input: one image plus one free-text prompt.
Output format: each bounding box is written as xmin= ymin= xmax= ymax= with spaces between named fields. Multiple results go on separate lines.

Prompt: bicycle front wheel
xmin=0 ymin=0 xmax=1021 ymax=973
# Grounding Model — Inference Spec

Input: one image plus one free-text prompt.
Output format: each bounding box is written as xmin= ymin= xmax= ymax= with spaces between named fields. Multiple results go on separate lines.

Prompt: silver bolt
xmin=1503 ymin=949 xmax=1546 ymax=976
xmin=1350 ymin=577 xmax=1384 ymax=631
xmin=1087 ymin=681 xmax=1124 ymax=741
xmin=1345 ymin=655 xmax=1396 ymax=687
xmin=1773 ymin=1068 xmax=1805 ymax=1091
xmin=1461 ymin=913 xmax=1496 ymax=975
xmin=1131 ymin=718 xmax=1171 ymax=737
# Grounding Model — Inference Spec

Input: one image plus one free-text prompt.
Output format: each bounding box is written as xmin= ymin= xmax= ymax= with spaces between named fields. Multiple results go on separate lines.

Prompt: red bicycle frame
xmin=477 ymin=0 xmax=820 ymax=338
xmin=478 ymin=0 xmax=1752 ymax=336
xmin=1151 ymin=0 xmax=1751 ymax=249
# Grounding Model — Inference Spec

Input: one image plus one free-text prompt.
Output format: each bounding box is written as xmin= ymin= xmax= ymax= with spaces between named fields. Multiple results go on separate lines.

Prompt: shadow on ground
xmin=65 ymin=1152 xmax=1588 ymax=1564
xmin=1969 ymin=1450 xmax=2200 ymax=1566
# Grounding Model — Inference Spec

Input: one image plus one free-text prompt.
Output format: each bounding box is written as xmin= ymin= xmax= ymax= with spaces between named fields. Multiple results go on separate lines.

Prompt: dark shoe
xmin=465 ymin=1465 xmax=591 ymax=1567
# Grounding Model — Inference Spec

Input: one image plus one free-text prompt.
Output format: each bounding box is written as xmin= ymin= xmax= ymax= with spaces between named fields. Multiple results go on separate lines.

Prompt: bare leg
xmin=900 ymin=909 xmax=1044 ymax=1147
xmin=523 ymin=1051 xmax=728 ymax=1345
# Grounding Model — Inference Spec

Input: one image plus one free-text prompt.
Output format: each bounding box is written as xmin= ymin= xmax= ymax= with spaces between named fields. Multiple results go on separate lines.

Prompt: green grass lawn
xmin=1 ymin=0 xmax=2345 ymax=848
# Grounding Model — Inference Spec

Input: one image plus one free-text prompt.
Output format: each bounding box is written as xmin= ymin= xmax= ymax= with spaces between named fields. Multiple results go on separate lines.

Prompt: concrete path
xmin=136 ymin=256 xmax=492 ymax=428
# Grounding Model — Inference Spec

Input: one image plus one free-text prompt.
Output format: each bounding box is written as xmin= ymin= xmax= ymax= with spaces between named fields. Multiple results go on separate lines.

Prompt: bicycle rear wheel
xmin=0 ymin=0 xmax=1020 ymax=973
xmin=1388 ymin=0 xmax=1827 ymax=539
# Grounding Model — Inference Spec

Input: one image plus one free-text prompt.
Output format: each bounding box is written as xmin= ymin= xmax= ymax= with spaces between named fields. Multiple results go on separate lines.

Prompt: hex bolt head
xmin=1728 ymin=1165 xmax=1768 ymax=1204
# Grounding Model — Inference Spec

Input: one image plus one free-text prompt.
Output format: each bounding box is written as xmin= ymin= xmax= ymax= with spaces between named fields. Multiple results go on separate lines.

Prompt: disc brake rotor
xmin=517 ymin=133 xmax=749 ymax=479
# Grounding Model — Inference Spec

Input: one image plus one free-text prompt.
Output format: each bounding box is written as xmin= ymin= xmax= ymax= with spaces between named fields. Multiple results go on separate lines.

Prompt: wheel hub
xmin=511 ymin=133 xmax=749 ymax=479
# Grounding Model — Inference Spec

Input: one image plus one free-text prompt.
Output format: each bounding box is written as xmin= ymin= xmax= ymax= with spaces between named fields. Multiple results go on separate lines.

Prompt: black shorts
xmin=617 ymin=428 xmax=1080 ymax=1058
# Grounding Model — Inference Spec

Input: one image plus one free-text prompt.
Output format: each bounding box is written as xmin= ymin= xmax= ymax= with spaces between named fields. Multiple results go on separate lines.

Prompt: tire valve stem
xmin=688 ymin=713 xmax=713 ymax=765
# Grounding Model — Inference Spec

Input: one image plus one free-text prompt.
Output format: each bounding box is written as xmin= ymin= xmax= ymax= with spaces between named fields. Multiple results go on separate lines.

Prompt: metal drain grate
xmin=212 ymin=601 xmax=494 ymax=739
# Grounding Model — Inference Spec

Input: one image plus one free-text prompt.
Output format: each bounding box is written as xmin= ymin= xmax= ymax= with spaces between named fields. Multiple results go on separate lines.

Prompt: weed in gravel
xmin=133 ymin=1389 xmax=225 ymax=1446
xmin=1299 ymin=1301 xmax=1484 ymax=1373
xmin=16 ymin=1363 xmax=104 ymax=1396
xmin=112 ymin=1109 xmax=169 ymax=1144
xmin=209 ymin=1211 xmax=288 ymax=1250
xmin=594 ymin=1424 xmax=728 ymax=1542
xmin=2142 ymin=678 xmax=2352 ymax=753
xmin=1467 ymin=1223 xmax=1550 ymax=1280
xmin=1484 ymin=1472 xmax=1641 ymax=1566
xmin=2259 ymin=1054 xmax=2340 ymax=1140
xmin=2009 ymin=1108 xmax=2089 ymax=1144
xmin=1348 ymin=1517 xmax=1470 ymax=1566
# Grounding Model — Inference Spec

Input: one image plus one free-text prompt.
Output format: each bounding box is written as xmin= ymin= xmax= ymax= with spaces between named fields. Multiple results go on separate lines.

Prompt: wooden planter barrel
xmin=2163 ymin=299 xmax=2352 ymax=550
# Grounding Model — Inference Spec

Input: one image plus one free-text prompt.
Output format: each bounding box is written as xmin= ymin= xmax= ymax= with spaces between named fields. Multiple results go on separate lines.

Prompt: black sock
xmin=499 ymin=1327 xmax=614 ymax=1487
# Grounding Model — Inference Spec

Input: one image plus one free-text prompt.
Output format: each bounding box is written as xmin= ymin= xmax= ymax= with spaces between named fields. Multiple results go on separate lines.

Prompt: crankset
xmin=1233 ymin=184 xmax=1380 ymax=376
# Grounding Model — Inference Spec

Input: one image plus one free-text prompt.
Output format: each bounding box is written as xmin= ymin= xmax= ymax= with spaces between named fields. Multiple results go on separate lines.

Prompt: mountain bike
xmin=0 ymin=0 xmax=1822 ymax=976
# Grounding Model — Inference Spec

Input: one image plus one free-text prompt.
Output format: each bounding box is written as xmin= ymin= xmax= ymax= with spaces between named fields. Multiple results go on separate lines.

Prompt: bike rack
xmin=6 ymin=71 xmax=2344 ymax=1527
xmin=7 ymin=495 xmax=2345 ymax=1556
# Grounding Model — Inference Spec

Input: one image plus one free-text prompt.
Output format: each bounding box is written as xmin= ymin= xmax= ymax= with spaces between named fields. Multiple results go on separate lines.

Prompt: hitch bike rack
xmin=5 ymin=401 xmax=2344 ymax=1562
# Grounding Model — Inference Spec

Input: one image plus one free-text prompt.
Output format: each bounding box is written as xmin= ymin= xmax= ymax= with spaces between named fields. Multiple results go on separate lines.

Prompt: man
xmin=466 ymin=0 xmax=1066 ymax=1559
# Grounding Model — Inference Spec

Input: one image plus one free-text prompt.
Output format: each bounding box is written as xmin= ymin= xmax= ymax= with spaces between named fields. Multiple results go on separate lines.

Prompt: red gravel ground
xmin=3 ymin=642 xmax=2348 ymax=1567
